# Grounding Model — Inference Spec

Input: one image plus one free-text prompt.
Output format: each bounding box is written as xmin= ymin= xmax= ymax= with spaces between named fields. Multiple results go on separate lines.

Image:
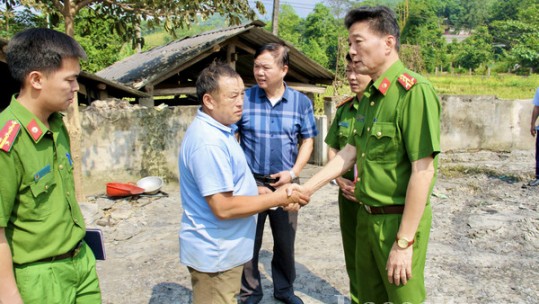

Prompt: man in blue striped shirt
xmin=237 ymin=43 xmax=318 ymax=304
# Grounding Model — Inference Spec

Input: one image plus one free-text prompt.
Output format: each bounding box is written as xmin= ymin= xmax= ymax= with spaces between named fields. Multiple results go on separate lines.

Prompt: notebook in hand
xmin=84 ymin=228 xmax=106 ymax=260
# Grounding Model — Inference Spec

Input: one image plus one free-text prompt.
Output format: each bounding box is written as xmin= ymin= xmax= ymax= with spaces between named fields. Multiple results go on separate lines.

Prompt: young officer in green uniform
xmin=0 ymin=28 xmax=101 ymax=303
xmin=324 ymin=54 xmax=370 ymax=304
xmin=294 ymin=5 xmax=440 ymax=304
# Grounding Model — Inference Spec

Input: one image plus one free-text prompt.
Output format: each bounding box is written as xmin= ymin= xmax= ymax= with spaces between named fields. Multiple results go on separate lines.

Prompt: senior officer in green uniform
xmin=324 ymin=53 xmax=370 ymax=304
xmin=295 ymin=5 xmax=440 ymax=304
xmin=0 ymin=28 xmax=101 ymax=303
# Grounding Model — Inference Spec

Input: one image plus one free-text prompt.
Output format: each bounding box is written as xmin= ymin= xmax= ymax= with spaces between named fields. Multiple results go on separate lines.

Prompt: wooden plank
xmin=153 ymin=87 xmax=196 ymax=96
xmin=311 ymin=115 xmax=328 ymax=165
xmin=286 ymin=82 xmax=328 ymax=94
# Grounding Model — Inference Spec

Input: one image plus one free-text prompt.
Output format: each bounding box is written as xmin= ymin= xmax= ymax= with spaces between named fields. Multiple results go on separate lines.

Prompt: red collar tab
xmin=0 ymin=120 xmax=21 ymax=152
xmin=335 ymin=96 xmax=354 ymax=108
xmin=398 ymin=73 xmax=417 ymax=91
xmin=378 ymin=78 xmax=391 ymax=95
xmin=27 ymin=119 xmax=43 ymax=141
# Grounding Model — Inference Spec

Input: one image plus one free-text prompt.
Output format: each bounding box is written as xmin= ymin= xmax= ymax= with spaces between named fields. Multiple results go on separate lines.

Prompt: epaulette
xmin=0 ymin=120 xmax=21 ymax=152
xmin=335 ymin=96 xmax=354 ymax=108
xmin=397 ymin=73 xmax=417 ymax=91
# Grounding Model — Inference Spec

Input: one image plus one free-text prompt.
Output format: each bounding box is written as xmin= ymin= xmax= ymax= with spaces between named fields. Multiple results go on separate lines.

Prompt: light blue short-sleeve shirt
xmin=534 ymin=88 xmax=539 ymax=130
xmin=179 ymin=109 xmax=258 ymax=272
xmin=533 ymin=87 xmax=539 ymax=107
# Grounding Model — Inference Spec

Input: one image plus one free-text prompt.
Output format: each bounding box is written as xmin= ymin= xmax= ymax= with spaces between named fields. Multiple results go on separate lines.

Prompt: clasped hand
xmin=281 ymin=183 xmax=311 ymax=211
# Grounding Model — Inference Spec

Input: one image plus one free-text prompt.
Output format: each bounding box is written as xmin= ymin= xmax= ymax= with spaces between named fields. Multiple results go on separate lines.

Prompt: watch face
xmin=397 ymin=238 xmax=409 ymax=248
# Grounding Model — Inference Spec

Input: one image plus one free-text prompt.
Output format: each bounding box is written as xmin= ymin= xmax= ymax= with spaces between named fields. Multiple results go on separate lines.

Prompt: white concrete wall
xmin=79 ymin=96 xmax=535 ymax=195
xmin=440 ymin=95 xmax=534 ymax=151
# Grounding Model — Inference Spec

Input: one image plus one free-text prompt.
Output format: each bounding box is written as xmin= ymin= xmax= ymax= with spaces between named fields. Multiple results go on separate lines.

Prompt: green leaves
xmin=2 ymin=0 xmax=265 ymax=38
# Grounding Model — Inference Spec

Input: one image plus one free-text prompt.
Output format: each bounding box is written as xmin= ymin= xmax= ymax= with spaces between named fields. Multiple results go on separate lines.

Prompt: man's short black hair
xmin=254 ymin=43 xmax=289 ymax=67
xmin=344 ymin=6 xmax=400 ymax=51
xmin=196 ymin=62 xmax=241 ymax=103
xmin=6 ymin=28 xmax=87 ymax=84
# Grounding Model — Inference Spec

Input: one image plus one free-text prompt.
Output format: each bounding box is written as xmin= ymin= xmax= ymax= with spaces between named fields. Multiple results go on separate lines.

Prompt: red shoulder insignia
xmin=27 ymin=119 xmax=43 ymax=141
xmin=0 ymin=120 xmax=21 ymax=152
xmin=378 ymin=78 xmax=391 ymax=95
xmin=335 ymin=96 xmax=354 ymax=108
xmin=398 ymin=73 xmax=417 ymax=91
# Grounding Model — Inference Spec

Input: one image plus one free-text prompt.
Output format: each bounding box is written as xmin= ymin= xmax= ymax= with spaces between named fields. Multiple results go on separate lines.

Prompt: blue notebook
xmin=84 ymin=228 xmax=106 ymax=260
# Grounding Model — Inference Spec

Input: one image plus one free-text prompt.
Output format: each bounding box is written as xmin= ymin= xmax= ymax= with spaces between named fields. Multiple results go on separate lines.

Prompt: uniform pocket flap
xmin=370 ymin=123 xmax=396 ymax=139
xmin=30 ymin=170 xmax=56 ymax=198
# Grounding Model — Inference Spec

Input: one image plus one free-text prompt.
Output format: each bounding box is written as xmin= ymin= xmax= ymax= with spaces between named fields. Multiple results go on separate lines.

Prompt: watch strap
xmin=289 ymin=170 xmax=297 ymax=180
xmin=396 ymin=236 xmax=415 ymax=248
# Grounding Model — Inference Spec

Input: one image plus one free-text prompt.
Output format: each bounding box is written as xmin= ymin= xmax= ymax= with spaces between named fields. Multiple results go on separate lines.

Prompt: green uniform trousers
xmin=338 ymin=190 xmax=360 ymax=304
xmin=14 ymin=242 xmax=101 ymax=304
xmin=356 ymin=204 xmax=432 ymax=304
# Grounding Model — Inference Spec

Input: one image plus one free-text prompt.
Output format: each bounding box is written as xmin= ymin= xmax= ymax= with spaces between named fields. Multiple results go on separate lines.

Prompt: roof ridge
xmin=190 ymin=21 xmax=258 ymax=39
xmin=149 ymin=21 xmax=257 ymax=52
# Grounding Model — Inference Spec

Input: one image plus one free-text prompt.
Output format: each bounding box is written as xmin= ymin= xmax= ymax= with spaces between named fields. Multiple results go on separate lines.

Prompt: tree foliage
xmin=400 ymin=0 xmax=446 ymax=72
xmin=276 ymin=4 xmax=302 ymax=47
xmin=0 ymin=0 xmax=265 ymax=38
xmin=299 ymin=3 xmax=346 ymax=71
xmin=0 ymin=5 xmax=46 ymax=36
xmin=3 ymin=0 xmax=539 ymax=76
xmin=71 ymin=9 xmax=124 ymax=73
xmin=453 ymin=26 xmax=493 ymax=71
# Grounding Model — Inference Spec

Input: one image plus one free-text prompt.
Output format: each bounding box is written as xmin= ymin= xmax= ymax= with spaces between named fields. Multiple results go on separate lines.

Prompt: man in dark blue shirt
xmin=236 ymin=43 xmax=318 ymax=304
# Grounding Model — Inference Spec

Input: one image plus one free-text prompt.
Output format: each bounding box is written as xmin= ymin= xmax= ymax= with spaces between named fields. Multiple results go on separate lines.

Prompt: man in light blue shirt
xmin=529 ymin=87 xmax=539 ymax=186
xmin=178 ymin=63 xmax=307 ymax=304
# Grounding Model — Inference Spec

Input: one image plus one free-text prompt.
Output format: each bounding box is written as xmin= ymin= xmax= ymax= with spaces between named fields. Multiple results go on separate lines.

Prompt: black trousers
xmin=536 ymin=134 xmax=539 ymax=178
xmin=240 ymin=179 xmax=299 ymax=301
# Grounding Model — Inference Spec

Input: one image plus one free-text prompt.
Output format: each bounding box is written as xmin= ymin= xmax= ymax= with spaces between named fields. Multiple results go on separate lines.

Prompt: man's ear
xmin=202 ymin=93 xmax=214 ymax=110
xmin=28 ymin=71 xmax=43 ymax=90
xmin=282 ymin=64 xmax=289 ymax=75
xmin=385 ymin=35 xmax=396 ymax=54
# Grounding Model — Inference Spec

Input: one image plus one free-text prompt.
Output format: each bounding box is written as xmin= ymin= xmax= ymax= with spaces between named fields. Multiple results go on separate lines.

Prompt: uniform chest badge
xmin=0 ymin=120 xmax=21 ymax=152
xmin=34 ymin=164 xmax=51 ymax=182
xmin=398 ymin=73 xmax=417 ymax=90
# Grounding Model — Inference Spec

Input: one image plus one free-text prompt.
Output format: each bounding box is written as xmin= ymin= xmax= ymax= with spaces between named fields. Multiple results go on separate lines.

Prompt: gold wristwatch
xmin=396 ymin=236 xmax=414 ymax=249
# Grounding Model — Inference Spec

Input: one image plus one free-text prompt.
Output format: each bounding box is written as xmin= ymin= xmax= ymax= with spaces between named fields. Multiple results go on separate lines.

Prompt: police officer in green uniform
xmin=0 ymin=28 xmax=101 ymax=303
xmin=295 ymin=6 xmax=440 ymax=304
xmin=324 ymin=54 xmax=370 ymax=304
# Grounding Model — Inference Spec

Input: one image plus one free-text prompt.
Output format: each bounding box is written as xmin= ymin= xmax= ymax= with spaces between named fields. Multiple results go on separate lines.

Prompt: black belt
xmin=35 ymin=241 xmax=84 ymax=263
xmin=361 ymin=204 xmax=405 ymax=215
xmin=253 ymin=174 xmax=278 ymax=184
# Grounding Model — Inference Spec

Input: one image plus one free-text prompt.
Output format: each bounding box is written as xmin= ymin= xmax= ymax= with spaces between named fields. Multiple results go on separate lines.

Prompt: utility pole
xmin=271 ymin=0 xmax=280 ymax=35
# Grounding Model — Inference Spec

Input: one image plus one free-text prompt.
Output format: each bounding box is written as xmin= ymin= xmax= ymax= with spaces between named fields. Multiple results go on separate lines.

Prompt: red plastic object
xmin=106 ymin=182 xmax=145 ymax=197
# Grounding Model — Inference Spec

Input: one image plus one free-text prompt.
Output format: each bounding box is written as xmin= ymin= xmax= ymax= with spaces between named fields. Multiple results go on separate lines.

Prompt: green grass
xmin=314 ymin=73 xmax=538 ymax=113
xmin=425 ymin=73 xmax=539 ymax=100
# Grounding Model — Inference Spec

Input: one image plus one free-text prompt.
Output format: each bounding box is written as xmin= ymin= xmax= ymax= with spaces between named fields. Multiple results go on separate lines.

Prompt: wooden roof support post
xmin=227 ymin=44 xmax=237 ymax=70
xmin=324 ymin=96 xmax=337 ymax=127
xmin=66 ymin=94 xmax=84 ymax=202
xmin=140 ymin=85 xmax=155 ymax=107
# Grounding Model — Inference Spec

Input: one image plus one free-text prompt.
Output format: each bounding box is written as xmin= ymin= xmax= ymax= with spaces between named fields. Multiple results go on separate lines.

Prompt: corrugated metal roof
xmin=79 ymin=71 xmax=150 ymax=98
xmin=97 ymin=21 xmax=334 ymax=91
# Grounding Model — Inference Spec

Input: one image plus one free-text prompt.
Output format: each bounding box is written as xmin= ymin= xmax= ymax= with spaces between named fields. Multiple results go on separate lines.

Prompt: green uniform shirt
xmin=348 ymin=60 xmax=441 ymax=207
xmin=0 ymin=96 xmax=85 ymax=264
xmin=325 ymin=96 xmax=360 ymax=181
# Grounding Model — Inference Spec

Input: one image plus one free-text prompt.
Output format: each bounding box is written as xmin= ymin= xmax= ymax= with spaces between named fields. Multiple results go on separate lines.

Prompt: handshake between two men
xmin=258 ymin=184 xmax=312 ymax=212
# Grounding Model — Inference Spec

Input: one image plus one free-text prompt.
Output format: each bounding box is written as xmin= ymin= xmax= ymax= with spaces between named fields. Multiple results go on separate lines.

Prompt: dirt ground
xmin=88 ymin=151 xmax=539 ymax=304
